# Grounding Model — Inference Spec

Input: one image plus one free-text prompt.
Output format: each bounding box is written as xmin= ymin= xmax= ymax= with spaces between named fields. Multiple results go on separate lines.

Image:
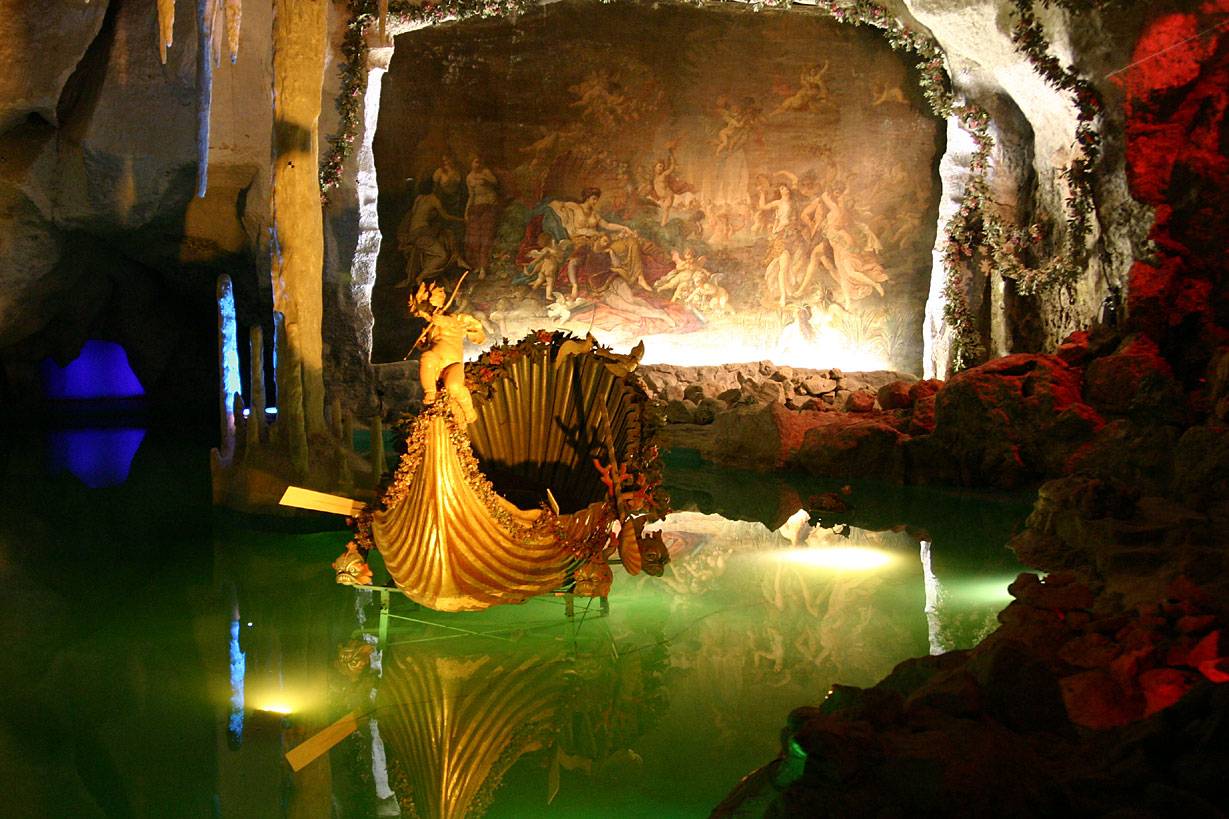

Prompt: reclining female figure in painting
xmin=409 ymin=279 xmax=486 ymax=424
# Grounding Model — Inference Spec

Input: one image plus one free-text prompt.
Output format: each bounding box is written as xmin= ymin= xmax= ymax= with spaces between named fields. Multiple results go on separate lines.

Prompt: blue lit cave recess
xmin=40 ymin=340 xmax=147 ymax=489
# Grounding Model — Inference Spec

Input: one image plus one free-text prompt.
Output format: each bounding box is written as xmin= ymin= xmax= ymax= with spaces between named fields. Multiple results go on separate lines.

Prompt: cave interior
xmin=0 ymin=0 xmax=1227 ymax=816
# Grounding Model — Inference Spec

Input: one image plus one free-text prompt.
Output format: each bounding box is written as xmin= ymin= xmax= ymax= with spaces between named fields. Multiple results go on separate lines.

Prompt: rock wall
xmin=0 ymin=0 xmax=374 ymax=419
xmin=890 ymin=0 xmax=1153 ymax=373
xmin=0 ymin=0 xmax=285 ymax=415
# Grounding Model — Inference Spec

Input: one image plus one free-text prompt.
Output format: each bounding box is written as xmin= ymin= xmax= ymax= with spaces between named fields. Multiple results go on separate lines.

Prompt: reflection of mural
xmin=371 ymin=2 xmax=941 ymax=371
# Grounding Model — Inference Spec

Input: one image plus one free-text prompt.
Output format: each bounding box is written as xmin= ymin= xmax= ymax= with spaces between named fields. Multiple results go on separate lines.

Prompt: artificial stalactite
xmin=157 ymin=0 xmax=175 ymax=64
xmin=195 ymin=0 xmax=217 ymax=197
xmin=225 ymin=0 xmax=243 ymax=63
xmin=192 ymin=0 xmax=242 ymax=196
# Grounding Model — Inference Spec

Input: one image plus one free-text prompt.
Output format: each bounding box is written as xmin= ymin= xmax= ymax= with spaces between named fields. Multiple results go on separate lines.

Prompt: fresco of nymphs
xmin=369 ymin=2 xmax=942 ymax=371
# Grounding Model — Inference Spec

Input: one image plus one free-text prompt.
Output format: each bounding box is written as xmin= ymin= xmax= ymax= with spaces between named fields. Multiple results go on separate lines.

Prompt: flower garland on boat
xmin=321 ymin=0 xmax=1101 ymax=372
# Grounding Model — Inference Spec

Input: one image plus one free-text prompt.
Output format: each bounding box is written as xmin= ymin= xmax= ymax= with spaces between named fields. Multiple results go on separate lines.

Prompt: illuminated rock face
xmin=0 ymin=0 xmax=109 ymax=133
xmin=901 ymin=0 xmax=1151 ymax=371
xmin=0 ymin=0 xmax=276 ymax=408
xmin=1121 ymin=6 xmax=1229 ymax=384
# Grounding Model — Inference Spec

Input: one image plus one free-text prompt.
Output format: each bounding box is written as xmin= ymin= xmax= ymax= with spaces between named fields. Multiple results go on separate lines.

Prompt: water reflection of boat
xmin=300 ymin=334 xmax=671 ymax=611
xmin=380 ymin=644 xmax=565 ymax=819
xmin=361 ymin=619 xmax=669 ymax=819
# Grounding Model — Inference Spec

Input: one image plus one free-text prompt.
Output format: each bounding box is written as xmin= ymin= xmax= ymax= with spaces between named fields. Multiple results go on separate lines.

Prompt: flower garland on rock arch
xmin=320 ymin=0 xmax=1102 ymax=372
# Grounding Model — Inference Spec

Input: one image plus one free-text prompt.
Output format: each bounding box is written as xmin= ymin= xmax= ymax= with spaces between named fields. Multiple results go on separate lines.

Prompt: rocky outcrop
xmin=0 ymin=0 xmax=109 ymax=133
xmin=649 ymin=350 xmax=1115 ymax=488
xmin=926 ymin=353 xmax=1103 ymax=488
xmin=640 ymin=362 xmax=912 ymax=410
xmin=795 ymin=416 xmax=909 ymax=483
xmin=717 ymin=573 xmax=1227 ymax=817
xmin=0 ymin=0 xmax=282 ymax=412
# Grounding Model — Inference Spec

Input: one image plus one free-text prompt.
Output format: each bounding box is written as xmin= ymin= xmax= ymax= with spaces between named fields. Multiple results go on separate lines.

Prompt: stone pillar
xmin=216 ymin=275 xmax=242 ymax=462
xmin=923 ymin=116 xmax=978 ymax=380
xmin=271 ymin=0 xmax=328 ymax=452
xmin=247 ymin=325 xmax=266 ymax=451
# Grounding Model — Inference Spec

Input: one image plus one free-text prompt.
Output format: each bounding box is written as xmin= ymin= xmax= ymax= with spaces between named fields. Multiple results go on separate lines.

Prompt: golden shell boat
xmin=335 ymin=332 xmax=669 ymax=612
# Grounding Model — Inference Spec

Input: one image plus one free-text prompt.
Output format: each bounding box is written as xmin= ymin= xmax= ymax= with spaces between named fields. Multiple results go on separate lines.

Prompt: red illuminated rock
xmin=844 ymin=390 xmax=876 ymax=413
xmin=907 ymin=378 xmax=943 ymax=403
xmin=1082 ymin=335 xmax=1179 ymax=416
xmin=908 ymin=394 xmax=937 ymax=434
xmin=1060 ymin=669 xmax=1141 ymax=729
xmin=795 ymin=416 xmax=907 ymax=483
xmin=929 ymin=354 xmax=1103 ymax=488
xmin=876 ymin=380 xmax=914 ymax=411
xmin=1139 ymin=667 xmax=1199 ymax=716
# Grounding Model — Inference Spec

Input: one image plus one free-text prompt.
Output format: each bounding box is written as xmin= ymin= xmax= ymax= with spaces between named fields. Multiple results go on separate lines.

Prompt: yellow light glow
xmin=950 ymin=577 xmax=1018 ymax=606
xmin=257 ymin=702 xmax=295 ymax=715
xmin=637 ymin=329 xmax=894 ymax=372
xmin=777 ymin=546 xmax=895 ymax=571
xmin=474 ymin=318 xmax=897 ymax=373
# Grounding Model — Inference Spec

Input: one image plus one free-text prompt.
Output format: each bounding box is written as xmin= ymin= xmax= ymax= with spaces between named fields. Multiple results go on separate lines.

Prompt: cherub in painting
xmin=655 ymin=248 xmax=709 ymax=303
xmin=648 ymin=144 xmax=695 ymax=226
xmin=525 ymin=234 xmax=570 ymax=300
xmin=570 ymin=69 xmax=632 ymax=128
xmin=772 ymin=62 xmax=831 ymax=116
xmin=871 ymin=80 xmax=909 ymax=106
xmin=713 ymin=96 xmax=763 ymax=157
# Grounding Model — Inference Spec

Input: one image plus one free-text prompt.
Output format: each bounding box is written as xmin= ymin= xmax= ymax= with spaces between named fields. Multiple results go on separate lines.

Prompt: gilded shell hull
xmin=361 ymin=334 xmax=664 ymax=611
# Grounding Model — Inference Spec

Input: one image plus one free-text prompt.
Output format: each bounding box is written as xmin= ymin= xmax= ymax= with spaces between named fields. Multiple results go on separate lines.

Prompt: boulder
xmin=692 ymin=397 xmax=726 ymax=425
xmin=1083 ymin=335 xmax=1182 ymax=419
xmin=745 ymin=378 xmax=786 ymax=405
xmin=877 ymin=380 xmax=914 ymax=411
xmin=691 ymin=403 xmax=846 ymax=470
xmin=795 ymin=415 xmax=908 ymax=483
xmin=840 ymin=370 xmax=916 ymax=394
xmin=1170 ymin=424 xmax=1229 ymax=511
xmin=930 ymin=353 xmax=1103 ymax=488
xmin=844 ymin=390 xmax=876 ymax=413
xmin=664 ymin=399 xmax=695 ymax=424
xmin=909 ymin=394 xmax=937 ymax=434
xmin=681 ymin=384 xmax=705 ymax=403
xmin=908 ymin=379 xmax=944 ymax=403
xmin=1069 ymin=419 xmax=1180 ymax=495
xmin=801 ymin=375 xmax=839 ymax=396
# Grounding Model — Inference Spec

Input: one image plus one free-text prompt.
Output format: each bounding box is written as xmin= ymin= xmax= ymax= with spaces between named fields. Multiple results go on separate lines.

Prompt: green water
xmin=0 ymin=428 xmax=1031 ymax=818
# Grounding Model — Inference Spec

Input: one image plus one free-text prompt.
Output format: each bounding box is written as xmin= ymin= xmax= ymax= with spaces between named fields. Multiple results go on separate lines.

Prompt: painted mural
xmin=370 ymin=2 xmax=942 ymax=372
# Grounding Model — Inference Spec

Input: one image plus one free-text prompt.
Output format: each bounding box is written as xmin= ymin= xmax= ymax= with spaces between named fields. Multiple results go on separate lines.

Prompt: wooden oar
xmin=279 ymin=486 xmax=365 ymax=517
xmin=285 ymin=710 xmax=361 ymax=772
